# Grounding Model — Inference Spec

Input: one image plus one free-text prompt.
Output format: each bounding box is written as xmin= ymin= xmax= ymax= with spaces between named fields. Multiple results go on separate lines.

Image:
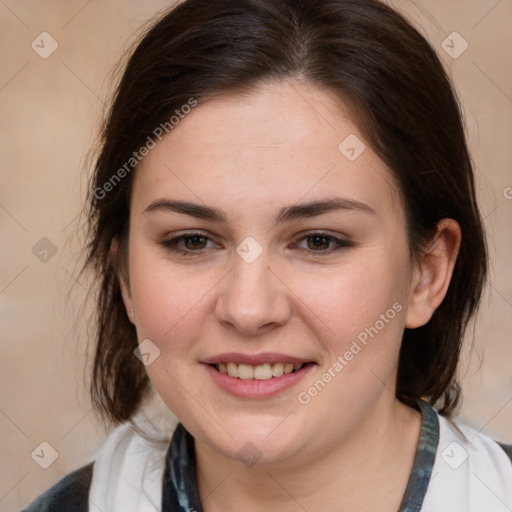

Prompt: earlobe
xmin=110 ymin=238 xmax=135 ymax=324
xmin=405 ymin=219 xmax=461 ymax=329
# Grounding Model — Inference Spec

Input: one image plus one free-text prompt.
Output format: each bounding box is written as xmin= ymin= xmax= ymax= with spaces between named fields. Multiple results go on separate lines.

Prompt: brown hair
xmin=82 ymin=0 xmax=487 ymax=426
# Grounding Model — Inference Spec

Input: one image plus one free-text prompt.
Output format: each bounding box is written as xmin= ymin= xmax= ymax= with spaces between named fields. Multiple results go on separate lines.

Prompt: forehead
xmin=133 ymin=80 xmax=402 ymax=220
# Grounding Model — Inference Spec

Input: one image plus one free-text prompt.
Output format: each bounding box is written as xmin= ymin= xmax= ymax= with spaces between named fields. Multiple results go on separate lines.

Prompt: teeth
xmin=215 ymin=362 xmax=304 ymax=379
xmin=254 ymin=363 xmax=272 ymax=380
xmin=227 ymin=362 xmax=238 ymax=378
xmin=271 ymin=363 xmax=284 ymax=377
xmin=283 ymin=363 xmax=294 ymax=374
xmin=238 ymin=364 xmax=254 ymax=380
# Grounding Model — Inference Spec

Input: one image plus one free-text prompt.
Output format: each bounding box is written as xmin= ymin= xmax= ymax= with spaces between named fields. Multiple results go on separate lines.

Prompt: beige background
xmin=0 ymin=1 xmax=510 ymax=510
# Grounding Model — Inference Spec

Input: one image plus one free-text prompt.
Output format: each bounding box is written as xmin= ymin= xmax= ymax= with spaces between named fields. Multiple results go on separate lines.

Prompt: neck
xmin=195 ymin=396 xmax=422 ymax=512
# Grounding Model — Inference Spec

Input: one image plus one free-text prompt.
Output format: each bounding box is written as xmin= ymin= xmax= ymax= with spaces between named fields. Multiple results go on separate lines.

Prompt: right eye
xmin=161 ymin=232 xmax=218 ymax=255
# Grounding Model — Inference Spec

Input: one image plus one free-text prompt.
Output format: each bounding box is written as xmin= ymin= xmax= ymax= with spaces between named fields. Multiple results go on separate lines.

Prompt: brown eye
xmin=292 ymin=232 xmax=352 ymax=254
xmin=161 ymin=232 xmax=217 ymax=255
xmin=183 ymin=235 xmax=208 ymax=250
xmin=306 ymin=235 xmax=331 ymax=251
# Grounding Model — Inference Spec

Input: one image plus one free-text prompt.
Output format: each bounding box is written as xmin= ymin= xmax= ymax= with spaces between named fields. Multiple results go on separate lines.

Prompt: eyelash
xmin=160 ymin=231 xmax=352 ymax=256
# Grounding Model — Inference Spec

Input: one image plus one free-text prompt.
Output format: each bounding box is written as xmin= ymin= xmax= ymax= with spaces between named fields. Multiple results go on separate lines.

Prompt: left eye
xmin=293 ymin=233 xmax=350 ymax=252
xmin=180 ymin=234 xmax=209 ymax=250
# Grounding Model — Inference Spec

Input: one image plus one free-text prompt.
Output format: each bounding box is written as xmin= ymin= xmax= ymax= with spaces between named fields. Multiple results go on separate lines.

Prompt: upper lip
xmin=202 ymin=352 xmax=314 ymax=366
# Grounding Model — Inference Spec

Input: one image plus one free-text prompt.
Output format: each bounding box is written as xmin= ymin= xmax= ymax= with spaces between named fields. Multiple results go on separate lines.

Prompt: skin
xmin=117 ymin=80 xmax=461 ymax=511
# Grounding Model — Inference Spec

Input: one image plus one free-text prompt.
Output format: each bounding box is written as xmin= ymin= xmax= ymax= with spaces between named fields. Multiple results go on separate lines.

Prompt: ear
xmin=110 ymin=238 xmax=135 ymax=324
xmin=405 ymin=218 xmax=461 ymax=329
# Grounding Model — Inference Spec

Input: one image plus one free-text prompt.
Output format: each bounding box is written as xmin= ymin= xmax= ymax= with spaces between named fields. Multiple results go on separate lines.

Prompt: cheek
xmin=128 ymin=248 xmax=220 ymax=355
xmin=291 ymin=256 xmax=406 ymax=338
xmin=127 ymin=254 xmax=217 ymax=417
xmin=288 ymin=255 xmax=410 ymax=403
xmin=294 ymin=269 xmax=406 ymax=411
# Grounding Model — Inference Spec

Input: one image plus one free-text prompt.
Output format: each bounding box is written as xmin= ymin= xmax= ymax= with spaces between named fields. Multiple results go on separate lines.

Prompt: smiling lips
xmin=204 ymin=352 xmax=313 ymax=381
xmin=216 ymin=362 xmax=304 ymax=380
xmin=204 ymin=354 xmax=314 ymax=398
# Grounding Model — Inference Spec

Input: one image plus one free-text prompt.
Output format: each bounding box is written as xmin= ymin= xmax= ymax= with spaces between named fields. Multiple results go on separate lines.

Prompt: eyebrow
xmin=143 ymin=197 xmax=376 ymax=226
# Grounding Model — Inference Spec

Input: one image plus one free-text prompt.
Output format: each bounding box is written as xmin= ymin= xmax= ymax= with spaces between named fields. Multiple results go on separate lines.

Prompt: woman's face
xmin=122 ymin=81 xmax=418 ymax=467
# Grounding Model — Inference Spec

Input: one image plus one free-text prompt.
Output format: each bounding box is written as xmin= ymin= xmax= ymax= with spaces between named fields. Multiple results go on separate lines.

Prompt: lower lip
xmin=203 ymin=363 xmax=314 ymax=399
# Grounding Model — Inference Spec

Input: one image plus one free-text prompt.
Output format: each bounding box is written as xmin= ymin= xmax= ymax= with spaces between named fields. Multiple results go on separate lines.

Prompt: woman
xmin=22 ymin=0 xmax=512 ymax=510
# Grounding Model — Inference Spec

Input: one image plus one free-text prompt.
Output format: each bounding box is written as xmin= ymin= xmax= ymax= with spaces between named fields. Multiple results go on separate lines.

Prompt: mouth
xmin=202 ymin=353 xmax=315 ymax=399
xmin=212 ymin=362 xmax=308 ymax=380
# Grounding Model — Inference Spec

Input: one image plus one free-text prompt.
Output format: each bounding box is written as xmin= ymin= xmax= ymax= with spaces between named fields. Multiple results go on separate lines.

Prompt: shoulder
xmin=21 ymin=462 xmax=93 ymax=512
xmin=440 ymin=415 xmax=512 ymax=474
xmin=497 ymin=441 xmax=512 ymax=463
xmin=422 ymin=412 xmax=512 ymax=511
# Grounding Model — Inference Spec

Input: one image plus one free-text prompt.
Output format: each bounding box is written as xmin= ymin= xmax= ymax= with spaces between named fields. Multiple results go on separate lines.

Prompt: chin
xmin=201 ymin=414 xmax=308 ymax=467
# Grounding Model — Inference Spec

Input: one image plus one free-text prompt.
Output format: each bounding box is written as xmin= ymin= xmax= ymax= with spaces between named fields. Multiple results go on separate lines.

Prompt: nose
xmin=215 ymin=250 xmax=292 ymax=336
